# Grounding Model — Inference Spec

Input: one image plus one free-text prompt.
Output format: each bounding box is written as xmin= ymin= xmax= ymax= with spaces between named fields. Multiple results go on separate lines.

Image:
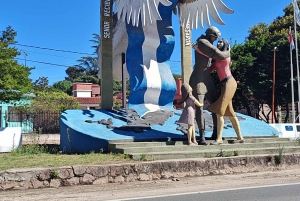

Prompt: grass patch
xmin=204 ymin=153 xmax=213 ymax=158
xmin=50 ymin=169 xmax=59 ymax=179
xmin=140 ymin=154 xmax=147 ymax=161
xmin=274 ymin=144 xmax=284 ymax=165
xmin=225 ymin=151 xmax=233 ymax=157
xmin=0 ymin=145 xmax=133 ymax=171
xmin=233 ymin=151 xmax=239 ymax=156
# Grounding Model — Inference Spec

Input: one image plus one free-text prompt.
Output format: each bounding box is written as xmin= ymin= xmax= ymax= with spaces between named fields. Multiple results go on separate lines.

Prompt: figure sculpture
xmin=207 ymin=38 xmax=244 ymax=144
xmin=114 ymin=0 xmax=234 ymax=116
xmin=177 ymin=83 xmax=203 ymax=146
xmin=190 ymin=26 xmax=230 ymax=145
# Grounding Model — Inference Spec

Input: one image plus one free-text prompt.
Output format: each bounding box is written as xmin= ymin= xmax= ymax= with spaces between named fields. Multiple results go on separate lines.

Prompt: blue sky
xmin=0 ymin=0 xmax=292 ymax=85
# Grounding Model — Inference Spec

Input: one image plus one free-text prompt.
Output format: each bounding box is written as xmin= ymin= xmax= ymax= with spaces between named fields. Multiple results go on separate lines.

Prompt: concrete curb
xmin=22 ymin=134 xmax=60 ymax=145
xmin=1 ymin=153 xmax=300 ymax=191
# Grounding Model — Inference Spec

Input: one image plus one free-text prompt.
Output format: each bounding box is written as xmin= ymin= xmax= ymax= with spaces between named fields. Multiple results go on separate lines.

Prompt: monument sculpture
xmin=59 ymin=0 xmax=279 ymax=154
xmin=207 ymin=38 xmax=244 ymax=145
xmin=190 ymin=26 xmax=230 ymax=144
xmin=114 ymin=0 xmax=234 ymax=116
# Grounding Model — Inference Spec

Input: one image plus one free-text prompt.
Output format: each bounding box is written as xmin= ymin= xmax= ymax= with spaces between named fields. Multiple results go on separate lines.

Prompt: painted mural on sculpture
xmin=102 ymin=0 xmax=234 ymax=116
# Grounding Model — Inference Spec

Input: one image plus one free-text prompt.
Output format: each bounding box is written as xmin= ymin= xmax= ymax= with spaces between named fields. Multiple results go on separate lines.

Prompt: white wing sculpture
xmin=115 ymin=0 xmax=173 ymax=27
xmin=115 ymin=0 xmax=233 ymax=29
xmin=177 ymin=0 xmax=234 ymax=29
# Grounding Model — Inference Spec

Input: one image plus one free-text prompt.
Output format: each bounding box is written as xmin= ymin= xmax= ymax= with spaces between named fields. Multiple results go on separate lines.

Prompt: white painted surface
xmin=115 ymin=0 xmax=173 ymax=27
xmin=269 ymin=123 xmax=300 ymax=140
xmin=143 ymin=60 xmax=161 ymax=107
xmin=142 ymin=21 xmax=159 ymax=67
xmin=0 ymin=127 xmax=22 ymax=152
xmin=74 ymin=91 xmax=92 ymax=97
xmin=142 ymin=21 xmax=161 ymax=110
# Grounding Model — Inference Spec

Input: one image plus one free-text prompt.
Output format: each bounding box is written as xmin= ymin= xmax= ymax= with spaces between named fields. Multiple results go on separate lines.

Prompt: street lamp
xmin=272 ymin=47 xmax=278 ymax=123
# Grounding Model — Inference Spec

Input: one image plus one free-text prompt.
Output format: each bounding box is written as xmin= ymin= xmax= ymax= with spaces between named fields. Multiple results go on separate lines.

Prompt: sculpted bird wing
xmin=115 ymin=0 xmax=173 ymax=27
xmin=177 ymin=0 xmax=234 ymax=29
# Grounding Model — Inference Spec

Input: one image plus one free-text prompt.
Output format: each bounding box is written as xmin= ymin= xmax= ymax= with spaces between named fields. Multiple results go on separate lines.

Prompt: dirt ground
xmin=1 ymin=166 xmax=300 ymax=201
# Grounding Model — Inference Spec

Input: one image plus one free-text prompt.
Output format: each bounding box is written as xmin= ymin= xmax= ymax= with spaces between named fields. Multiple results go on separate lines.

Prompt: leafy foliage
xmin=31 ymin=91 xmax=80 ymax=112
xmin=52 ymin=80 xmax=73 ymax=95
xmin=0 ymin=26 xmax=33 ymax=102
xmin=65 ymin=34 xmax=100 ymax=84
xmin=33 ymin=76 xmax=49 ymax=92
xmin=229 ymin=2 xmax=298 ymax=122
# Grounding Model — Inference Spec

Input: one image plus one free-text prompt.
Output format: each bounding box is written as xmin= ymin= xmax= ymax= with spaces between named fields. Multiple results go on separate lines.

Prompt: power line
xmin=23 ymin=50 xmax=80 ymax=60
xmin=16 ymin=58 xmax=71 ymax=68
xmin=14 ymin=43 xmax=96 ymax=56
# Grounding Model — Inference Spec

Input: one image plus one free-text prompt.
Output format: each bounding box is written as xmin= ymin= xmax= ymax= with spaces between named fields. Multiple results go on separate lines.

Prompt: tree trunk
xmin=276 ymin=105 xmax=281 ymax=123
xmin=284 ymin=103 xmax=290 ymax=123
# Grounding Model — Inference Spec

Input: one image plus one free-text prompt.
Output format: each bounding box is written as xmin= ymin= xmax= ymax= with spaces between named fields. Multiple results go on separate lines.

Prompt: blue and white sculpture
xmin=60 ymin=1 xmax=280 ymax=154
xmin=114 ymin=0 xmax=233 ymax=116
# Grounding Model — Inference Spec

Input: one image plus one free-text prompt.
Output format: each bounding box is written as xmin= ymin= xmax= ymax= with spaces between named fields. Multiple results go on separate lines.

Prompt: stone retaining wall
xmin=1 ymin=154 xmax=300 ymax=191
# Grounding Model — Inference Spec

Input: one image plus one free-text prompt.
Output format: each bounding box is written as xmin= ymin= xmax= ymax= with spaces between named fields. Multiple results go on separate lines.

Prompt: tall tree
xmin=33 ymin=76 xmax=49 ymax=92
xmin=52 ymin=80 xmax=73 ymax=95
xmin=0 ymin=26 xmax=33 ymax=102
xmin=230 ymin=2 xmax=296 ymax=123
xmin=65 ymin=33 xmax=100 ymax=84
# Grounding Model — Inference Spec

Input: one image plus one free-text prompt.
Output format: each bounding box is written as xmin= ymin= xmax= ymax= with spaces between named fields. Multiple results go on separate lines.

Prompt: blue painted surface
xmin=126 ymin=23 xmax=145 ymax=105
xmin=125 ymin=0 xmax=177 ymax=115
xmin=60 ymin=109 xmax=279 ymax=153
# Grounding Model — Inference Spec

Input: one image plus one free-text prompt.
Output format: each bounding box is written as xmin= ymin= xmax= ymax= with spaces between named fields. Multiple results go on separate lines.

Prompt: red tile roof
xmin=75 ymin=97 xmax=101 ymax=104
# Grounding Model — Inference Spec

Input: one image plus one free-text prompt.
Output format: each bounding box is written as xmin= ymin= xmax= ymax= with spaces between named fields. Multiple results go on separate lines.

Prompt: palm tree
xmin=65 ymin=34 xmax=100 ymax=84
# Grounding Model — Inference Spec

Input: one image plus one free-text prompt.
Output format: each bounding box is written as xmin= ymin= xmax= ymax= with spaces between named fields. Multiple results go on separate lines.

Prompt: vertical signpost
xmin=100 ymin=0 xmax=113 ymax=109
xmin=121 ymin=53 xmax=126 ymax=108
xmin=180 ymin=22 xmax=192 ymax=84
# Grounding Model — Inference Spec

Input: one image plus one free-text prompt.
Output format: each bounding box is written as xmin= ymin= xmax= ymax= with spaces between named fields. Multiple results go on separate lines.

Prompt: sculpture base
xmin=60 ymin=109 xmax=279 ymax=153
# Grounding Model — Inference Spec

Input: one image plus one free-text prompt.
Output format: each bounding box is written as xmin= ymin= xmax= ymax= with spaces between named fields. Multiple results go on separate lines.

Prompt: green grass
xmin=0 ymin=145 xmax=133 ymax=171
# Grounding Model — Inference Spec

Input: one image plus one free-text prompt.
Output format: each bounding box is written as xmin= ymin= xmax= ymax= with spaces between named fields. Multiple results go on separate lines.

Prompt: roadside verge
xmin=1 ymin=153 xmax=300 ymax=191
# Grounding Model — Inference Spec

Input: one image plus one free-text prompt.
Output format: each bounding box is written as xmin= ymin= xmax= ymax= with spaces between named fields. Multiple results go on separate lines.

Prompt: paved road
xmin=1 ymin=167 xmax=300 ymax=201
xmin=116 ymin=183 xmax=300 ymax=201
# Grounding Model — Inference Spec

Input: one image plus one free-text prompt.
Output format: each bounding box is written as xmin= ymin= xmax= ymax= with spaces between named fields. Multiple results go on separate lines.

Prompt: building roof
xmin=75 ymin=97 xmax=101 ymax=104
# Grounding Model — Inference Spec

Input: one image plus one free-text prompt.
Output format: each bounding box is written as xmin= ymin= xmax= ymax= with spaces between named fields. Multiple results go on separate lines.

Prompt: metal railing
xmin=1 ymin=111 xmax=61 ymax=134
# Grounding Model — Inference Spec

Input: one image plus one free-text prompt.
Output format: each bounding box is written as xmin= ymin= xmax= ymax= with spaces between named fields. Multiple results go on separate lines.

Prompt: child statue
xmin=177 ymin=83 xmax=204 ymax=146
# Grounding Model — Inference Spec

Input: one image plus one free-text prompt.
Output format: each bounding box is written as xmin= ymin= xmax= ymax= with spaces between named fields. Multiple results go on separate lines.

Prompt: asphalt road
xmin=117 ymin=183 xmax=300 ymax=201
xmin=1 ymin=167 xmax=300 ymax=201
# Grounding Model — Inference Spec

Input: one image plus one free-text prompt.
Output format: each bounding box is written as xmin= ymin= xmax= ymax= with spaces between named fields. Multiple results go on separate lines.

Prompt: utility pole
xmin=272 ymin=47 xmax=278 ymax=123
xmin=21 ymin=50 xmax=27 ymax=67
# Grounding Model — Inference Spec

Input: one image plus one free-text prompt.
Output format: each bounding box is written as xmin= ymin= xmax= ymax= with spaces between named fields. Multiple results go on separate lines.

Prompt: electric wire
xmin=16 ymin=58 xmax=73 ymax=68
xmin=21 ymin=50 xmax=80 ymax=60
xmin=14 ymin=43 xmax=96 ymax=55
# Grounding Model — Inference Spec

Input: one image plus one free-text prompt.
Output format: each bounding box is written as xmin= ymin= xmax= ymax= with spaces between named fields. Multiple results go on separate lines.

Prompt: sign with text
xmin=184 ymin=21 xmax=191 ymax=47
xmin=180 ymin=22 xmax=192 ymax=84
xmin=100 ymin=0 xmax=113 ymax=109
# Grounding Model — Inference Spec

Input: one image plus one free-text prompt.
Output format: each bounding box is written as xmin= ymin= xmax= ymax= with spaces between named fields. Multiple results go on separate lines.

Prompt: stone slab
xmin=0 ymin=127 xmax=22 ymax=152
